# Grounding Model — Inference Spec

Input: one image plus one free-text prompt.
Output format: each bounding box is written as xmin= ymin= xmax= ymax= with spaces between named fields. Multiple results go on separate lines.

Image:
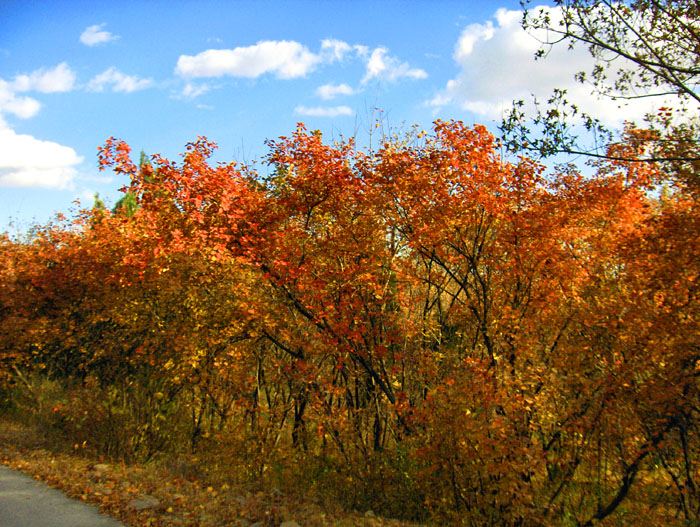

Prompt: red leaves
xmin=4 ymin=120 xmax=698 ymax=525
xmin=98 ymin=137 xmax=137 ymax=176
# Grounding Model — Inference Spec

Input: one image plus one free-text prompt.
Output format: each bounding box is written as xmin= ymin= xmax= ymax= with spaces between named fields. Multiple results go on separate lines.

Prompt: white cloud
xmin=87 ymin=67 xmax=154 ymax=93
xmin=0 ymin=127 xmax=82 ymax=188
xmin=2 ymin=96 xmax=41 ymax=119
xmin=78 ymin=189 xmax=99 ymax=204
xmin=353 ymin=45 xmax=370 ymax=58
xmin=295 ymin=105 xmax=353 ymax=117
xmin=430 ymin=6 xmax=668 ymax=126
xmin=0 ymin=64 xmax=76 ymax=122
xmin=0 ymin=81 xmax=41 ymax=119
xmin=80 ymin=24 xmax=118 ymax=46
xmin=362 ymin=48 xmax=427 ymax=84
xmin=316 ymin=83 xmax=355 ymax=100
xmin=175 ymin=39 xmax=424 ymax=93
xmin=181 ymin=82 xmax=210 ymax=98
xmin=11 ymin=62 xmax=76 ymax=93
xmin=320 ymin=39 xmax=353 ymax=62
xmin=176 ymin=41 xmax=321 ymax=79
xmin=0 ymin=65 xmax=82 ymax=189
xmin=456 ymin=21 xmax=495 ymax=57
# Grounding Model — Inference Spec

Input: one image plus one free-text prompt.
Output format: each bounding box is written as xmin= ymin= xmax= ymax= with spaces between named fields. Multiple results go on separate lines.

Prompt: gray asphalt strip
xmin=0 ymin=464 xmax=124 ymax=527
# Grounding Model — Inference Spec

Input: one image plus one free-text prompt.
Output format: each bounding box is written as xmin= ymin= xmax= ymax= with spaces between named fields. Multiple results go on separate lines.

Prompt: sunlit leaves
xmin=3 ymin=120 xmax=699 ymax=525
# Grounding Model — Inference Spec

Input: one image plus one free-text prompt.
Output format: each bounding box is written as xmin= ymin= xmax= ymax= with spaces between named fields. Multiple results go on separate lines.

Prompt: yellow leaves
xmin=5 ymin=119 xmax=700 ymax=526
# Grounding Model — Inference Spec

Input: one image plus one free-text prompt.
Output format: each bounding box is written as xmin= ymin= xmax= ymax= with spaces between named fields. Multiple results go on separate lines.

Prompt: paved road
xmin=0 ymin=464 xmax=124 ymax=527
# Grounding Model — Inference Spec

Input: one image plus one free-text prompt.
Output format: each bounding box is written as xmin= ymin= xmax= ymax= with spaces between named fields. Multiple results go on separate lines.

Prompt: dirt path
xmin=0 ymin=464 xmax=123 ymax=527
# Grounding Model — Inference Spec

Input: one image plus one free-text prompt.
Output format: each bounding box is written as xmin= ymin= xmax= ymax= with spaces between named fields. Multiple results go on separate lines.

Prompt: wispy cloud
xmin=362 ymin=48 xmax=427 ymax=84
xmin=181 ymin=82 xmax=210 ymax=98
xmin=80 ymin=23 xmax=119 ymax=46
xmin=11 ymin=62 xmax=75 ymax=93
xmin=0 ymin=64 xmax=76 ymax=122
xmin=87 ymin=67 xmax=154 ymax=93
xmin=175 ymin=39 xmax=426 ymax=90
xmin=0 ymin=81 xmax=41 ymax=119
xmin=316 ymin=83 xmax=355 ymax=100
xmin=295 ymin=105 xmax=353 ymax=117
xmin=320 ymin=39 xmax=354 ymax=62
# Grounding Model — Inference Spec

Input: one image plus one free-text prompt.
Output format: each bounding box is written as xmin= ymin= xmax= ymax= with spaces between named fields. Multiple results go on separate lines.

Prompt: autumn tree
xmin=501 ymin=0 xmax=700 ymax=190
xmin=3 ymin=116 xmax=699 ymax=524
xmin=499 ymin=4 xmax=700 ymax=520
xmin=96 ymin=121 xmax=692 ymax=524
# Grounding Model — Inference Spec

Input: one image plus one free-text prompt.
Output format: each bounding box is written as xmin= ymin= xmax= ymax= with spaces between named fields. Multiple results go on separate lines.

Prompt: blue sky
xmin=1 ymin=0 xmax=655 ymax=232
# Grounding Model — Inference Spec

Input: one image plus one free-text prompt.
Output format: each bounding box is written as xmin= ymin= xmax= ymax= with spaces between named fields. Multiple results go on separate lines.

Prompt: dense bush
xmin=1 ymin=122 xmax=698 ymax=526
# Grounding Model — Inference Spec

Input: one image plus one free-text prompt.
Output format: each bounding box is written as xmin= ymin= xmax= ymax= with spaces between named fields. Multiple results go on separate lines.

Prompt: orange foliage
xmin=2 ymin=121 xmax=698 ymax=525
